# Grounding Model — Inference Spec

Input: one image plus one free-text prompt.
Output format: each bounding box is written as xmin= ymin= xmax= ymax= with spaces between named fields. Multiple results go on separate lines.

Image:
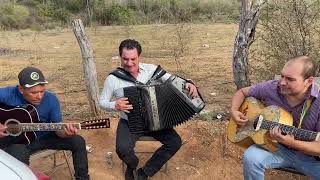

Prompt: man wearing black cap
xmin=0 ymin=67 xmax=90 ymax=180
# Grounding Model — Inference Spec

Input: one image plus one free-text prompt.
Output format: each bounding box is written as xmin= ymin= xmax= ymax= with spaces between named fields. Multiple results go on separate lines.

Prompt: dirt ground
xmin=0 ymin=24 xmax=310 ymax=180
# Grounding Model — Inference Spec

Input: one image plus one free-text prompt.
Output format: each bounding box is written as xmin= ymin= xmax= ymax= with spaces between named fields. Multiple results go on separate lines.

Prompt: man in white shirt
xmin=99 ymin=39 xmax=199 ymax=180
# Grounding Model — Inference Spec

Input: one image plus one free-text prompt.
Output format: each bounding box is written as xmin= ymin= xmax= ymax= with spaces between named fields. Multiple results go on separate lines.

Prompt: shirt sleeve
xmin=99 ymin=75 xmax=117 ymax=111
xmin=248 ymin=80 xmax=277 ymax=100
xmin=316 ymin=115 xmax=320 ymax=131
xmin=0 ymin=87 xmax=7 ymax=103
xmin=49 ymin=94 xmax=62 ymax=123
xmin=0 ymin=87 xmax=13 ymax=104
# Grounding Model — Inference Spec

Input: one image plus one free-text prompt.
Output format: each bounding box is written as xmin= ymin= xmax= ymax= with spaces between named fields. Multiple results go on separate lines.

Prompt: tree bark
xmin=232 ymin=0 xmax=264 ymax=89
xmin=86 ymin=0 xmax=92 ymax=26
xmin=71 ymin=19 xmax=100 ymax=116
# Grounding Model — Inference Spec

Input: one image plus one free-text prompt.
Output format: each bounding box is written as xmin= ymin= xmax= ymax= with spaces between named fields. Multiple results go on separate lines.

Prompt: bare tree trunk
xmin=232 ymin=0 xmax=264 ymax=89
xmin=71 ymin=19 xmax=100 ymax=116
xmin=86 ymin=0 xmax=92 ymax=26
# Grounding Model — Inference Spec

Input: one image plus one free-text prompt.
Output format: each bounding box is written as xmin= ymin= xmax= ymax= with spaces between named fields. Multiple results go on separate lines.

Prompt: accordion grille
xmin=124 ymin=86 xmax=147 ymax=133
xmin=123 ymin=77 xmax=205 ymax=133
xmin=155 ymin=83 xmax=196 ymax=129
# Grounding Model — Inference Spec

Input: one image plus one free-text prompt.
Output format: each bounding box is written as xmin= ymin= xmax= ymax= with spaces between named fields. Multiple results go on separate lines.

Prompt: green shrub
xmin=251 ymin=0 xmax=320 ymax=82
xmin=0 ymin=0 xmax=241 ymax=29
xmin=0 ymin=4 xmax=30 ymax=29
xmin=94 ymin=4 xmax=138 ymax=25
xmin=197 ymin=0 xmax=239 ymax=22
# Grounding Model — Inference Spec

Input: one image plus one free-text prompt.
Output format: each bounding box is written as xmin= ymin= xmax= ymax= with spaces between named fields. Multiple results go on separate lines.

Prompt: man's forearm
xmin=289 ymin=140 xmax=320 ymax=156
xmin=231 ymin=88 xmax=248 ymax=111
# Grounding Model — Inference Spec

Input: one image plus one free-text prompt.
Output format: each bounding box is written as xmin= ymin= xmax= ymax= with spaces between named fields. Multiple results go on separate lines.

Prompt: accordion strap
xmin=146 ymin=65 xmax=166 ymax=85
xmin=110 ymin=65 xmax=166 ymax=85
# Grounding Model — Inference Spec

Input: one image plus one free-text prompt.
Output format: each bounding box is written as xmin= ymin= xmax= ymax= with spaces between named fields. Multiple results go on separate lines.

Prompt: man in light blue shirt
xmin=100 ymin=39 xmax=199 ymax=180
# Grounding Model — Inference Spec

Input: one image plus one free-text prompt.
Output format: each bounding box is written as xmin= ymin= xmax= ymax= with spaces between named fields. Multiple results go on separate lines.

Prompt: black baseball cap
xmin=18 ymin=67 xmax=48 ymax=88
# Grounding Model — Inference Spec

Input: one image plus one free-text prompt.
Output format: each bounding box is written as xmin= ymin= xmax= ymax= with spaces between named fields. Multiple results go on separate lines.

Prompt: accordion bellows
xmin=122 ymin=76 xmax=205 ymax=133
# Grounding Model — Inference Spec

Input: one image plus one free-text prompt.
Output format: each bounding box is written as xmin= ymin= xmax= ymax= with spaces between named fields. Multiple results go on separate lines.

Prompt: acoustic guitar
xmin=0 ymin=104 xmax=110 ymax=147
xmin=227 ymin=97 xmax=320 ymax=152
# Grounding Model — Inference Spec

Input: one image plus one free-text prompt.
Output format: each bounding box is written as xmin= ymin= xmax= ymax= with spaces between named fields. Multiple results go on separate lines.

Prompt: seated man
xmin=0 ymin=67 xmax=89 ymax=180
xmin=230 ymin=56 xmax=320 ymax=180
xmin=99 ymin=39 xmax=199 ymax=180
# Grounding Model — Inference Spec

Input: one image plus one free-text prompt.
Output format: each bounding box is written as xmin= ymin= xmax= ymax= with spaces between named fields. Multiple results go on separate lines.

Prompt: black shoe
xmin=125 ymin=167 xmax=135 ymax=180
xmin=136 ymin=168 xmax=148 ymax=180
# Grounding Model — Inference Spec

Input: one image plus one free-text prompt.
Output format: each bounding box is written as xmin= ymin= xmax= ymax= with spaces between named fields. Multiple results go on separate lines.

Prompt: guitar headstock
xmin=80 ymin=118 xmax=110 ymax=129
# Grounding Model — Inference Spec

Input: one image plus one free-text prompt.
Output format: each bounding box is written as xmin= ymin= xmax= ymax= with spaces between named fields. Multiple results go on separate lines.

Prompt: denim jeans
xmin=243 ymin=144 xmax=320 ymax=180
xmin=4 ymin=133 xmax=89 ymax=180
xmin=116 ymin=118 xmax=182 ymax=177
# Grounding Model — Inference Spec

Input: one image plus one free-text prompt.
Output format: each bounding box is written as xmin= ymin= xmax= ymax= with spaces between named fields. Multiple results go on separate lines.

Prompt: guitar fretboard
xmin=12 ymin=123 xmax=81 ymax=132
xmin=259 ymin=120 xmax=318 ymax=141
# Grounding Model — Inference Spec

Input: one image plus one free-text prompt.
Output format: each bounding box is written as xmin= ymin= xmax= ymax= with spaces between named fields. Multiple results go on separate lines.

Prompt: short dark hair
xmin=119 ymin=39 xmax=142 ymax=56
xmin=289 ymin=56 xmax=318 ymax=79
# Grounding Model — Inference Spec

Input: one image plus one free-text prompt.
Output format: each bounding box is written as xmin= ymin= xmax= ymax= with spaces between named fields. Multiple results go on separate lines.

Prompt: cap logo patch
xmin=30 ymin=72 xmax=39 ymax=80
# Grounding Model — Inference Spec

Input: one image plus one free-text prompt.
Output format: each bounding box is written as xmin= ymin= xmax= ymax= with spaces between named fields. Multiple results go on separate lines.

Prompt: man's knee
xmin=116 ymin=143 xmax=133 ymax=158
xmin=70 ymin=135 xmax=86 ymax=150
xmin=169 ymin=135 xmax=182 ymax=153
xmin=4 ymin=144 xmax=30 ymax=164
xmin=243 ymin=147 xmax=262 ymax=168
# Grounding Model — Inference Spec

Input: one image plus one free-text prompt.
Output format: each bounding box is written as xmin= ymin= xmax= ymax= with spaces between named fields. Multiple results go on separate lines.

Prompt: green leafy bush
xmin=0 ymin=4 xmax=30 ymax=29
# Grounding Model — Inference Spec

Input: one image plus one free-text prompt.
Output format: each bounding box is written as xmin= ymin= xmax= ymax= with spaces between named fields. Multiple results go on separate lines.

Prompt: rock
xmin=202 ymin=44 xmax=210 ymax=48
xmin=111 ymin=56 xmax=119 ymax=60
xmin=210 ymin=92 xmax=216 ymax=96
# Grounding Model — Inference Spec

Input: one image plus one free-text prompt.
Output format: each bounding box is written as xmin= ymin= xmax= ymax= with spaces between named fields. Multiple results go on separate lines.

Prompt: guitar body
xmin=227 ymin=97 xmax=293 ymax=151
xmin=0 ymin=104 xmax=38 ymax=148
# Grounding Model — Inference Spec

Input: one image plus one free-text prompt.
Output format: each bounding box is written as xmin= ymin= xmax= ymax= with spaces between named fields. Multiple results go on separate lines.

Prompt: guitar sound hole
xmin=7 ymin=123 xmax=21 ymax=134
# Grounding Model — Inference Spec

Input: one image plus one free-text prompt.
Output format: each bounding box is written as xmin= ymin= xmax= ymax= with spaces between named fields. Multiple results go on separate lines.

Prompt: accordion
xmin=121 ymin=76 xmax=205 ymax=133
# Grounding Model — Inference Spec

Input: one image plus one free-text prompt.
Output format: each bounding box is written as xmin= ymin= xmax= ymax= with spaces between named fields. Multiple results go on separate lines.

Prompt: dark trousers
xmin=4 ymin=133 xmax=89 ymax=180
xmin=116 ymin=118 xmax=182 ymax=177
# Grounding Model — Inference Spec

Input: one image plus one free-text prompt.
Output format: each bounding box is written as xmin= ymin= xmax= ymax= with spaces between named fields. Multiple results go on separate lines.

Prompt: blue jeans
xmin=243 ymin=144 xmax=320 ymax=180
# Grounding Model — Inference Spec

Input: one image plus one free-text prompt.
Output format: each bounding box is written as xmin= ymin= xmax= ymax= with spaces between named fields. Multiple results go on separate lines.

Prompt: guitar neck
xmin=260 ymin=120 xmax=320 ymax=141
xmin=19 ymin=123 xmax=81 ymax=132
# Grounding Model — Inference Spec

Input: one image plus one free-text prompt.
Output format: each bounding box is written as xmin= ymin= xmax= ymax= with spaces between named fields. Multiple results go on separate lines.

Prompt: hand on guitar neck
xmin=269 ymin=126 xmax=295 ymax=148
xmin=56 ymin=124 xmax=79 ymax=138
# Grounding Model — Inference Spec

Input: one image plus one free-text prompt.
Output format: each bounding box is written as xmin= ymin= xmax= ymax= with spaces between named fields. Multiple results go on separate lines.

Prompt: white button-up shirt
xmin=99 ymin=63 xmax=170 ymax=120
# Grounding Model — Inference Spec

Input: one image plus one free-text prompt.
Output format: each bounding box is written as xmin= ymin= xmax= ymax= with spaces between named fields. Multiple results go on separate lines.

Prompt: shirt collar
xmin=310 ymin=80 xmax=319 ymax=98
xmin=138 ymin=63 xmax=146 ymax=73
